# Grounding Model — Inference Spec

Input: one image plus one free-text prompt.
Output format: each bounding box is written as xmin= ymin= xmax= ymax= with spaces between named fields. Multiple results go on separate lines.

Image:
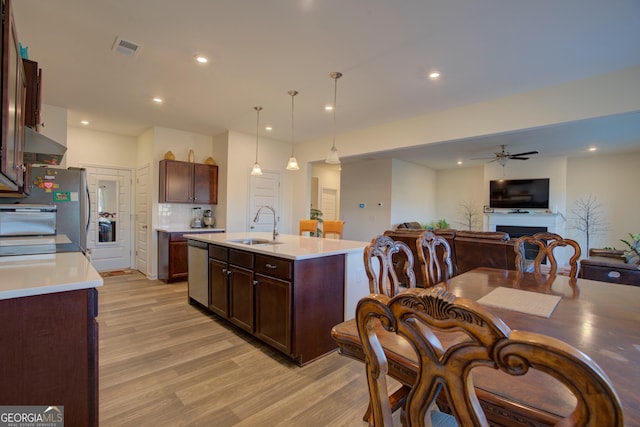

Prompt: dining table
xmin=332 ymin=267 xmax=640 ymax=426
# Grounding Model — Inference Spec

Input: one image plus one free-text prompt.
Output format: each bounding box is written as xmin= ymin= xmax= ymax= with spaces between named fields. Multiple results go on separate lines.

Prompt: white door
xmin=135 ymin=164 xmax=150 ymax=276
xmin=85 ymin=166 xmax=133 ymax=271
xmin=321 ymin=187 xmax=338 ymax=220
xmin=248 ymin=171 xmax=280 ymax=233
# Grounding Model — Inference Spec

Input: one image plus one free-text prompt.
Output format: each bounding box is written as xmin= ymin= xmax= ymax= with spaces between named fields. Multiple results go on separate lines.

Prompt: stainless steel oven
xmin=0 ymin=204 xmax=81 ymax=256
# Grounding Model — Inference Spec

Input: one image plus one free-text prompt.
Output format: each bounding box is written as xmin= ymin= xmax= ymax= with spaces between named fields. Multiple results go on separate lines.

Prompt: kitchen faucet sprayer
xmin=253 ymin=206 xmax=278 ymax=241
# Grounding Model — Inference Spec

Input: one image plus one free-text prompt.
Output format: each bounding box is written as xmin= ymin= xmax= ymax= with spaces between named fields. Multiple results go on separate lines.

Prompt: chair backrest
xmin=364 ymin=235 xmax=416 ymax=296
xmin=514 ymin=232 xmax=582 ymax=278
xmin=416 ymin=230 xmax=453 ymax=287
xmin=356 ymin=287 xmax=624 ymax=427
xmin=323 ymin=220 xmax=344 ymax=239
xmin=299 ymin=219 xmax=318 ymax=236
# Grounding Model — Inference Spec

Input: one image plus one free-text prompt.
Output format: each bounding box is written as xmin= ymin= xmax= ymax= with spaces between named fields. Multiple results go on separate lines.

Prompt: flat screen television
xmin=489 ymin=178 xmax=550 ymax=209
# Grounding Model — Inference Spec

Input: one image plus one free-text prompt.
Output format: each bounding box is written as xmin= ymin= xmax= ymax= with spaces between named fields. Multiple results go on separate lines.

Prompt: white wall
xmin=390 ymin=159 xmax=436 ymax=228
xmin=224 ymin=130 xmax=293 ymax=234
xmin=340 ymin=159 xmax=392 ymax=241
xmin=40 ymin=104 xmax=68 ymax=167
xmin=211 ymin=132 xmax=229 ymax=230
xmin=436 ymin=166 xmax=484 ymax=230
xmin=567 ymin=152 xmax=640 ymax=252
xmin=66 ymin=127 xmax=137 ymax=169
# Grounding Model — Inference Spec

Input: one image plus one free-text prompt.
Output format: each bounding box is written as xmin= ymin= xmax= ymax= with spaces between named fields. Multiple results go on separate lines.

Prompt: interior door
xmin=321 ymin=187 xmax=338 ymax=220
xmin=135 ymin=164 xmax=150 ymax=276
xmin=84 ymin=166 xmax=133 ymax=271
xmin=248 ymin=171 xmax=280 ymax=233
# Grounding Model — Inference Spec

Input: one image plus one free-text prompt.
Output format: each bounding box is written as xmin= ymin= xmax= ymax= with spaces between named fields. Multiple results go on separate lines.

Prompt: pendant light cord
xmin=254 ymin=106 xmax=262 ymax=163
xmin=289 ymin=90 xmax=298 ymax=156
xmin=331 ymin=73 xmax=340 ymax=151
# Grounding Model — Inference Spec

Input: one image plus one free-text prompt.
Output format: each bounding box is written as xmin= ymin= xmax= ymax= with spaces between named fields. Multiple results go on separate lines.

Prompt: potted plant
xmin=310 ymin=208 xmax=323 ymax=237
xmin=621 ymin=233 xmax=640 ymax=264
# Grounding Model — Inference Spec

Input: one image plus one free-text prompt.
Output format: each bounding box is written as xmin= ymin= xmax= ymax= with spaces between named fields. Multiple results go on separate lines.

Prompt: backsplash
xmin=157 ymin=204 xmax=216 ymax=228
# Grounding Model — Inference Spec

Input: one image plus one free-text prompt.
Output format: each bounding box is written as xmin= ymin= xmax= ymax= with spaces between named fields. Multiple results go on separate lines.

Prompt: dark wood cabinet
xmin=158 ymin=230 xmax=217 ymax=283
xmin=23 ymin=58 xmax=42 ymax=130
xmin=0 ymin=288 xmax=99 ymax=427
xmin=159 ymin=160 xmax=218 ymax=204
xmin=204 ymin=243 xmax=345 ymax=365
xmin=0 ymin=0 xmax=26 ymax=192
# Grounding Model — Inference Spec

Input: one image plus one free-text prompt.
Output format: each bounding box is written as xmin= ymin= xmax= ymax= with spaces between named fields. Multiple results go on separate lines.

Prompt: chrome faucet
xmin=253 ymin=205 xmax=278 ymax=241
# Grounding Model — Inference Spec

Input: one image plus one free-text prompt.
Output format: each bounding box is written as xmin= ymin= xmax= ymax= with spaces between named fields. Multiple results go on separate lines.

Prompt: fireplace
xmin=485 ymin=212 xmax=567 ymax=265
xmin=496 ymin=225 xmax=547 ymax=260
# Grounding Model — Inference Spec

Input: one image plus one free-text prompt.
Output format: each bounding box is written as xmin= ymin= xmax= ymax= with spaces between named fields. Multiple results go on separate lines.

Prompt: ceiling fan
xmin=471 ymin=145 xmax=539 ymax=167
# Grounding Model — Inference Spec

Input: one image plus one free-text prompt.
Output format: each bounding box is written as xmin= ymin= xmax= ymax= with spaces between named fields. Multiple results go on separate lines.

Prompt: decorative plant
xmin=457 ymin=200 xmax=481 ymax=231
xmin=570 ymin=194 xmax=609 ymax=255
xmin=310 ymin=208 xmax=323 ymax=237
xmin=620 ymin=233 xmax=640 ymax=264
xmin=424 ymin=219 xmax=450 ymax=230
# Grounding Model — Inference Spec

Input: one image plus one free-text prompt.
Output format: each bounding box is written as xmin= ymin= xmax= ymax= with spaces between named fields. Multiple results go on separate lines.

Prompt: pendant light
xmin=251 ymin=106 xmax=263 ymax=176
xmin=325 ymin=71 xmax=342 ymax=164
xmin=286 ymin=90 xmax=300 ymax=171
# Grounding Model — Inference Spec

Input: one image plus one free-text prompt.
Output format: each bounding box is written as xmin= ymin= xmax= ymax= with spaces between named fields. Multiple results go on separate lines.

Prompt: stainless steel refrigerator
xmin=0 ymin=166 xmax=89 ymax=253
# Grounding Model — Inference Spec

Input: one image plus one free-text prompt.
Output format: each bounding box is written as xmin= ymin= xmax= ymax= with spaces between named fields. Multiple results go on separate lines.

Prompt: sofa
xmin=385 ymin=226 xmax=516 ymax=286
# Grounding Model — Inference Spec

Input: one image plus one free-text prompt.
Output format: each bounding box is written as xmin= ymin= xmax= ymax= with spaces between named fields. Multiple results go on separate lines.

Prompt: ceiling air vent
xmin=112 ymin=37 xmax=143 ymax=57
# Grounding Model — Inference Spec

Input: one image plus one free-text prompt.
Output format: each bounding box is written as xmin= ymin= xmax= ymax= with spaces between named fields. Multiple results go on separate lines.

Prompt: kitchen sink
xmin=226 ymin=238 xmax=284 ymax=246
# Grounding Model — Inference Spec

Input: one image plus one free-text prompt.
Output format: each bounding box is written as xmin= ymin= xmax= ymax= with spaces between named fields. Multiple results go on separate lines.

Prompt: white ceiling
xmin=11 ymin=0 xmax=640 ymax=169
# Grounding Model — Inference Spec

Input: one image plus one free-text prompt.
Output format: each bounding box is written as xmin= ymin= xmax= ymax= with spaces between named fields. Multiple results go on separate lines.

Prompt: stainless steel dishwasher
xmin=187 ymin=239 xmax=209 ymax=306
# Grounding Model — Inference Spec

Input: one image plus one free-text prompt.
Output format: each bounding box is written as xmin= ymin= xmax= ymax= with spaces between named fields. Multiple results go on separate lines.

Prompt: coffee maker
xmin=190 ymin=207 xmax=203 ymax=228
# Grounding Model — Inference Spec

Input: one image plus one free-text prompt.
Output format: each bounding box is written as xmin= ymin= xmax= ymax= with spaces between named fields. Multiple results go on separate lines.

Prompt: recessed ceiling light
xmin=589 ymin=147 xmax=597 ymax=152
xmin=457 ymin=160 xmax=463 ymax=165
xmin=152 ymin=97 xmax=163 ymax=104
xmin=325 ymin=105 xmax=333 ymax=111
xmin=195 ymin=55 xmax=208 ymax=64
xmin=80 ymin=120 xmax=90 ymax=125
xmin=265 ymin=126 xmax=272 ymax=131
xmin=429 ymin=71 xmax=441 ymax=79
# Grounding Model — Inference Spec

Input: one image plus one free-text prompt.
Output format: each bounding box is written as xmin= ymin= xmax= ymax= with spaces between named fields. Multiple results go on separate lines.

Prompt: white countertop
xmin=184 ymin=232 xmax=369 ymax=260
xmin=0 ymin=252 xmax=103 ymax=300
xmin=157 ymin=227 xmax=225 ymax=233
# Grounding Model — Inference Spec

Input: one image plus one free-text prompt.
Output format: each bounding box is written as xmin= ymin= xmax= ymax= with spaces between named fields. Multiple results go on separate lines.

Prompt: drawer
xmin=254 ymin=254 xmax=292 ymax=281
xmin=581 ymin=265 xmax=640 ymax=286
xmin=230 ymin=249 xmax=253 ymax=269
xmin=169 ymin=232 xmax=187 ymax=242
xmin=208 ymin=244 xmax=228 ymax=262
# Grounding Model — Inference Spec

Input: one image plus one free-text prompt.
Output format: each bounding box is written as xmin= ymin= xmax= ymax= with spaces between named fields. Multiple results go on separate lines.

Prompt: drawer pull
xmin=265 ymin=263 xmax=278 ymax=269
xmin=253 ymin=280 xmax=259 ymax=286
xmin=607 ymin=271 xmax=621 ymax=279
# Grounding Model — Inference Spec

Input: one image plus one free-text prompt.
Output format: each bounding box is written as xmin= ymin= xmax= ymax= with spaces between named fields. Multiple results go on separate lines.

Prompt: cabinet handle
xmin=265 ymin=264 xmax=277 ymax=269
xmin=253 ymin=280 xmax=259 ymax=286
xmin=222 ymin=268 xmax=228 ymax=273
xmin=607 ymin=271 xmax=621 ymax=279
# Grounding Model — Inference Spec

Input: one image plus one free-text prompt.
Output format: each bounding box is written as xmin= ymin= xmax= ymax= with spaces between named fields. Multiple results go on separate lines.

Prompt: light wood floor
xmin=98 ymin=272 xmax=383 ymax=426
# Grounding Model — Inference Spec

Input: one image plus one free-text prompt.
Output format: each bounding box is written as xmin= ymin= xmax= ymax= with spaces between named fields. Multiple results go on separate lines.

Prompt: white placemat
xmin=476 ymin=287 xmax=561 ymax=318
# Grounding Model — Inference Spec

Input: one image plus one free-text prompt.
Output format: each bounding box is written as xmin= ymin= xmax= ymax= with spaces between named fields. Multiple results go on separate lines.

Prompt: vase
xmin=188 ymin=149 xmax=195 ymax=162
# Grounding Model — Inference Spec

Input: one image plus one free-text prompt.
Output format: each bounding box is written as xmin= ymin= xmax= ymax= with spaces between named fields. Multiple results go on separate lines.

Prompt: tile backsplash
xmin=157 ymin=204 xmax=216 ymax=228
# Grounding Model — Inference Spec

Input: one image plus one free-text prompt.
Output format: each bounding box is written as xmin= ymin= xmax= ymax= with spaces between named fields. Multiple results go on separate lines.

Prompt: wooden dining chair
xmin=416 ymin=230 xmax=453 ymax=287
xmin=299 ymin=219 xmax=318 ymax=236
xmin=358 ymin=234 xmax=418 ymax=423
xmin=364 ymin=235 xmax=417 ymax=296
xmin=322 ymin=220 xmax=344 ymax=239
xmin=357 ymin=287 xmax=624 ymax=427
xmin=514 ymin=232 xmax=582 ymax=278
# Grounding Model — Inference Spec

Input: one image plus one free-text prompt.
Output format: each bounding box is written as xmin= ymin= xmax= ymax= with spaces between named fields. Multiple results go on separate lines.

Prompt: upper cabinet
xmin=0 ymin=0 xmax=26 ymax=192
xmin=23 ymin=59 xmax=42 ymax=130
xmin=159 ymin=159 xmax=218 ymax=204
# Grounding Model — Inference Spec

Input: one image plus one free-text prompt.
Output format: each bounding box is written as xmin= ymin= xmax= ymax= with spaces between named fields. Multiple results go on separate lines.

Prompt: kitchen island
xmin=184 ymin=232 xmax=369 ymax=365
xmin=0 ymin=252 xmax=102 ymax=427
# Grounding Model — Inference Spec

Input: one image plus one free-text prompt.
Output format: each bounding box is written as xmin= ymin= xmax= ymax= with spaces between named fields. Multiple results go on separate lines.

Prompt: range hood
xmin=23 ymin=126 xmax=67 ymax=165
